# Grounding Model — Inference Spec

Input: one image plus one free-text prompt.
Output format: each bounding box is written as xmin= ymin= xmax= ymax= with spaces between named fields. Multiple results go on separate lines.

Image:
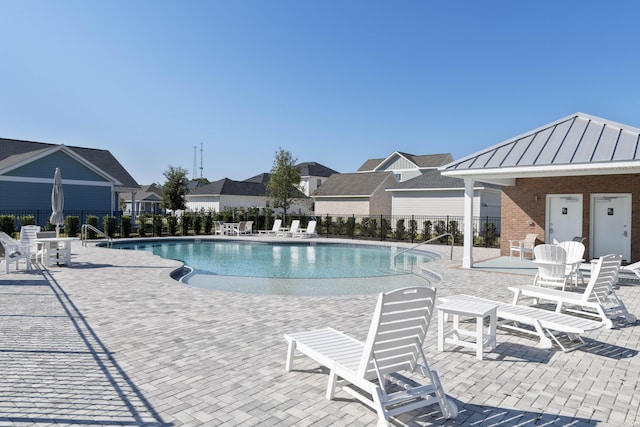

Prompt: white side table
xmin=437 ymin=298 xmax=497 ymax=360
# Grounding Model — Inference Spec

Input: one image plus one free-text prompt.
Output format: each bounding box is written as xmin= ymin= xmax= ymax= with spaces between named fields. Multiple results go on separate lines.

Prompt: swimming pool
xmin=111 ymin=239 xmax=436 ymax=296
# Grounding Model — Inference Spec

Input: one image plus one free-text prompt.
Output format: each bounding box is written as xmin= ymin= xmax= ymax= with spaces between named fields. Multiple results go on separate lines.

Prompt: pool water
xmin=112 ymin=239 xmax=435 ymax=295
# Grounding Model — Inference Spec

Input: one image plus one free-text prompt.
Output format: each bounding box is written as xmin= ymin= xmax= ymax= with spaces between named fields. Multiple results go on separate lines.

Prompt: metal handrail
xmin=81 ymin=223 xmax=113 ymax=247
xmin=393 ymin=233 xmax=454 ymax=268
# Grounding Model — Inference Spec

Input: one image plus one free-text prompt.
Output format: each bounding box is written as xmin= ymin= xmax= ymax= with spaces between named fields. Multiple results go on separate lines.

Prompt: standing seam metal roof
xmin=441 ymin=113 xmax=640 ymax=172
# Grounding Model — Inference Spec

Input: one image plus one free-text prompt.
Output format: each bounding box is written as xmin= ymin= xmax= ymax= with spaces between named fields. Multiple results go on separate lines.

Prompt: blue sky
xmin=3 ymin=1 xmax=640 ymax=185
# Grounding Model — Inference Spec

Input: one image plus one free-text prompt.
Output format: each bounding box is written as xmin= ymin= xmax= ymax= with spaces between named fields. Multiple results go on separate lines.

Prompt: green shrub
xmin=0 ymin=215 xmax=16 ymax=236
xmin=380 ymin=218 xmax=390 ymax=240
xmin=65 ymin=216 xmax=80 ymax=237
xmin=346 ymin=217 xmax=355 ymax=237
xmin=193 ymin=215 xmax=203 ymax=235
xmin=167 ymin=216 xmax=178 ymax=235
xmin=409 ymin=219 xmax=418 ymax=241
xmin=19 ymin=215 xmax=36 ymax=226
xmin=181 ymin=215 xmax=192 ymax=235
xmin=120 ymin=216 xmax=132 ymax=238
xmin=104 ymin=216 xmax=117 ymax=237
xmin=87 ymin=215 xmax=99 ymax=239
xmin=394 ymin=218 xmax=406 ymax=240
xmin=204 ymin=214 xmax=213 ymax=234
xmin=423 ymin=220 xmax=432 ymax=240
xmin=153 ymin=215 xmax=164 ymax=236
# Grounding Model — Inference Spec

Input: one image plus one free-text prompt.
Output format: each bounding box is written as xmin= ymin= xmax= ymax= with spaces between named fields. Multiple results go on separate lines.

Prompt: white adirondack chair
xmin=284 ymin=286 xmax=458 ymax=425
xmin=532 ymin=244 xmax=572 ymax=290
xmin=0 ymin=232 xmax=31 ymax=273
xmin=509 ymin=233 xmax=537 ymax=260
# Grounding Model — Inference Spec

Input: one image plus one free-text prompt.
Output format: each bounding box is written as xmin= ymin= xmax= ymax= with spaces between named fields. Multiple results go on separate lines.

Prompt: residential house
xmin=440 ymin=112 xmax=640 ymax=267
xmin=186 ymin=174 xmax=311 ymax=214
xmin=124 ymin=184 xmax=163 ymax=215
xmin=0 ymin=138 xmax=139 ymax=224
xmin=388 ymin=169 xmax=501 ymax=219
xmin=297 ymin=162 xmax=338 ymax=196
xmin=357 ymin=152 xmax=453 ymax=182
xmin=312 ymin=172 xmax=398 ymax=216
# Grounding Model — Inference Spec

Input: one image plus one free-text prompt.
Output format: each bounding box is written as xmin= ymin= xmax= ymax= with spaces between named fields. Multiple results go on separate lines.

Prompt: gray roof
xmin=189 ymin=178 xmax=266 ymax=197
xmin=358 ymin=152 xmax=453 ymax=172
xmin=312 ymin=172 xmax=396 ymax=197
xmin=0 ymin=138 xmax=139 ymax=189
xmin=243 ymin=173 xmax=271 ymax=184
xmin=441 ymin=113 xmax=640 ymax=185
xmin=388 ymin=169 xmax=500 ymax=191
xmin=297 ymin=162 xmax=338 ymax=177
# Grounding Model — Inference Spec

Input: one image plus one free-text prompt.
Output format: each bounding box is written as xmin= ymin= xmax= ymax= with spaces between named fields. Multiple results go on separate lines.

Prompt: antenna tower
xmin=200 ymin=143 xmax=204 ymax=178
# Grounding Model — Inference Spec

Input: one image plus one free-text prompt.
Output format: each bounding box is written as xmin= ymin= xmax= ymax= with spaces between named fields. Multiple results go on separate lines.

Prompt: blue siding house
xmin=0 ymin=138 xmax=140 ymax=222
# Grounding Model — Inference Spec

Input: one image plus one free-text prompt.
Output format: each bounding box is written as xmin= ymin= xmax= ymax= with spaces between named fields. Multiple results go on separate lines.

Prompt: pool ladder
xmin=392 ymin=233 xmax=454 ymax=272
xmin=81 ymin=223 xmax=113 ymax=247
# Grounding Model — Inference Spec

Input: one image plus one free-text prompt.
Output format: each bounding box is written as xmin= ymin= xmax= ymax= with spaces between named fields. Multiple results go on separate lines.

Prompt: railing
xmin=393 ymin=233 xmax=454 ymax=269
xmin=81 ymin=223 xmax=113 ymax=247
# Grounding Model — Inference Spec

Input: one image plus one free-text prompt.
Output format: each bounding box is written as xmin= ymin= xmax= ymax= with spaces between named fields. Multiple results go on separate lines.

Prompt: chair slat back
xmin=533 ymin=244 xmax=567 ymax=280
xmin=271 ymin=219 xmax=282 ymax=232
xmin=557 ymin=241 xmax=585 ymax=264
xmin=305 ymin=221 xmax=316 ymax=234
xmin=358 ymin=287 xmax=436 ymax=379
xmin=584 ymin=254 xmax=621 ymax=304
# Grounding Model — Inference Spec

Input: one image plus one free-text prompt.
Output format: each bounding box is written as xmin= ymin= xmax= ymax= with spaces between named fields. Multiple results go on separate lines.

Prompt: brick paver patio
xmin=0 ymin=238 xmax=638 ymax=426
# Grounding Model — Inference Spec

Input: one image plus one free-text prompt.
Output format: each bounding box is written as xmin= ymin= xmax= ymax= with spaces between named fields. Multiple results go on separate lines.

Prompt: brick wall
xmin=501 ymin=174 xmax=640 ymax=260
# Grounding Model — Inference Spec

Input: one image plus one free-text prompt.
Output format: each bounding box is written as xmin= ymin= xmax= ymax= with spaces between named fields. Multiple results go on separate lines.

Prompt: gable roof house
xmin=312 ymin=172 xmax=398 ymax=216
xmin=0 ymin=138 xmax=140 ymax=225
xmin=441 ymin=112 xmax=640 ymax=268
xmin=297 ymin=162 xmax=338 ymax=196
xmin=358 ymin=152 xmax=453 ymax=182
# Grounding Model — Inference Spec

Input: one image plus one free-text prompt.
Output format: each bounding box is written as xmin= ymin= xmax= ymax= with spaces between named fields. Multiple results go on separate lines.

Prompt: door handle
xmin=624 ymin=231 xmax=628 ymax=237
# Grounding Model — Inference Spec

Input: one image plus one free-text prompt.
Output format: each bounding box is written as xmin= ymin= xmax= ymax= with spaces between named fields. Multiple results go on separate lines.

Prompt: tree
xmin=266 ymin=148 xmax=301 ymax=219
xmin=162 ymin=166 xmax=189 ymax=212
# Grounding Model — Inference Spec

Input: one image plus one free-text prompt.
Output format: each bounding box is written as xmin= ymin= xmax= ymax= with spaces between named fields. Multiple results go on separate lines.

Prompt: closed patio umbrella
xmin=50 ymin=167 xmax=64 ymax=237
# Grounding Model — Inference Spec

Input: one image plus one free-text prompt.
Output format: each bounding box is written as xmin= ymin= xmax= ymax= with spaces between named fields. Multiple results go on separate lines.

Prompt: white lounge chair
xmin=440 ymin=295 xmax=602 ymax=352
xmin=0 ymin=231 xmax=31 ymax=273
xmin=509 ymin=233 xmax=537 ymax=260
xmin=510 ymin=254 xmax=636 ymax=329
xmin=20 ymin=225 xmax=41 ymax=261
xmin=284 ymin=286 xmax=458 ymax=425
xmin=258 ymin=219 xmax=282 ymax=236
xmin=295 ymin=220 xmax=317 ymax=238
xmin=283 ymin=220 xmax=300 ymax=237
xmin=532 ymin=244 xmax=573 ymax=290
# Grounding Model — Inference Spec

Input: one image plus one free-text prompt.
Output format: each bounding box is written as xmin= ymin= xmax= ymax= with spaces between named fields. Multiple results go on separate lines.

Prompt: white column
xmin=463 ymin=178 xmax=475 ymax=269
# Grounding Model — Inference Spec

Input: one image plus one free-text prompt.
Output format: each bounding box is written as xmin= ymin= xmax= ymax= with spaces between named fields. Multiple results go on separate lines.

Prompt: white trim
xmin=0 ymin=145 xmax=124 ymax=186
xmin=0 ymin=175 xmax=113 ymax=187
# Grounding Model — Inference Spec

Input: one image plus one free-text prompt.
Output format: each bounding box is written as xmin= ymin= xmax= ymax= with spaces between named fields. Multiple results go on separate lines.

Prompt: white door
xmin=546 ymin=194 xmax=583 ymax=244
xmin=590 ymin=194 xmax=631 ymax=262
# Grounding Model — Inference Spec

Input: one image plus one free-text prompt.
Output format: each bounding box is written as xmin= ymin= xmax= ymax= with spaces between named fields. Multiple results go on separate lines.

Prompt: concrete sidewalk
xmin=0 ymin=240 xmax=638 ymax=426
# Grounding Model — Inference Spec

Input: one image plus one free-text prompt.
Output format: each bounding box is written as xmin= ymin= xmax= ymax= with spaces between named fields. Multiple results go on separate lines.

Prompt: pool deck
xmin=1 ymin=237 xmax=639 ymax=426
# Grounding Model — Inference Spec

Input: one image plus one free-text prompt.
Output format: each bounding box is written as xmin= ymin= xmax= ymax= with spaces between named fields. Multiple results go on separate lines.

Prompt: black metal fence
xmin=0 ymin=210 xmax=501 ymax=248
